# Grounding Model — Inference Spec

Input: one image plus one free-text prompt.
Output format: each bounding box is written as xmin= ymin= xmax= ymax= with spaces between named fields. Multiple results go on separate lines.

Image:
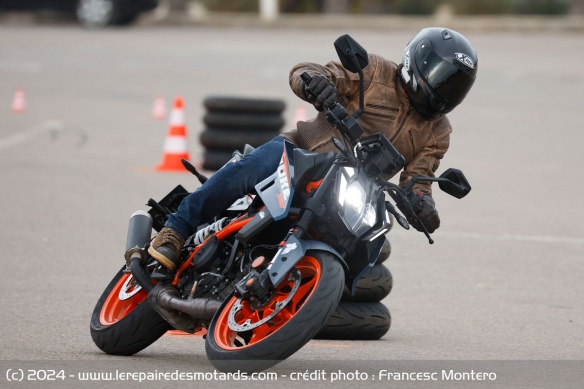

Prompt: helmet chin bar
xmin=399 ymin=68 xmax=450 ymax=121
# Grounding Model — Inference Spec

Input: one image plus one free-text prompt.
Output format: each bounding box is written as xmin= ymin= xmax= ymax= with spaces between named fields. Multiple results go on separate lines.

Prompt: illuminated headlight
xmin=337 ymin=170 xmax=378 ymax=236
xmin=344 ymin=183 xmax=365 ymax=213
xmin=364 ymin=203 xmax=377 ymax=227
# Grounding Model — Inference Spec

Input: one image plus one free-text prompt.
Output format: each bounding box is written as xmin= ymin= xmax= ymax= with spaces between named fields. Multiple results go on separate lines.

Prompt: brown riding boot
xmin=148 ymin=227 xmax=185 ymax=270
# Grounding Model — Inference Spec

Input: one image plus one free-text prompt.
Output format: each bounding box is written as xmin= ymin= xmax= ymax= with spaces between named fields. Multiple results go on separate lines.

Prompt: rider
xmin=148 ymin=27 xmax=478 ymax=271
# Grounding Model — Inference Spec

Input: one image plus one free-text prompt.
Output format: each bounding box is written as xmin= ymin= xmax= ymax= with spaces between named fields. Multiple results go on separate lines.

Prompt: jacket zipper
xmin=408 ymin=130 xmax=415 ymax=151
xmin=390 ymin=106 xmax=413 ymax=142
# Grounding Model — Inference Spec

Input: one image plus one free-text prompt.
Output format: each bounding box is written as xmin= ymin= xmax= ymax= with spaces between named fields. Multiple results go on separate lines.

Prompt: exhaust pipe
xmin=157 ymin=287 xmax=222 ymax=322
xmin=148 ymin=284 xmax=223 ymax=333
xmin=124 ymin=210 xmax=152 ymax=263
xmin=124 ymin=212 xmax=223 ymax=331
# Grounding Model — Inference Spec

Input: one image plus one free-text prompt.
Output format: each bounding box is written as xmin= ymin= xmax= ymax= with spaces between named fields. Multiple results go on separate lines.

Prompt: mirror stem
xmin=406 ymin=177 xmax=444 ymax=192
xmin=352 ymin=61 xmax=365 ymax=119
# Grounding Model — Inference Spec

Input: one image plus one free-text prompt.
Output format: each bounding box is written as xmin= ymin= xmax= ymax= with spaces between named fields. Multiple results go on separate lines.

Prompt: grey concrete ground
xmin=0 ymin=24 xmax=583 ymax=388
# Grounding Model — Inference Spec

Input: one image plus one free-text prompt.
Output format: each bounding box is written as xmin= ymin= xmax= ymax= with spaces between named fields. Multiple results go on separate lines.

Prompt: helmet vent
xmin=441 ymin=30 xmax=452 ymax=40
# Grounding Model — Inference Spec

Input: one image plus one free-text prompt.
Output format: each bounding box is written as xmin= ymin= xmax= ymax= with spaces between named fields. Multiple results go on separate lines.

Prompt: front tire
xmin=90 ymin=267 xmax=170 ymax=355
xmin=205 ymin=252 xmax=344 ymax=372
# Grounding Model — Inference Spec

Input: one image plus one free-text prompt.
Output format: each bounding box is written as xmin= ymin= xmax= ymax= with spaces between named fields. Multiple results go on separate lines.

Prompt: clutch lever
xmin=301 ymin=71 xmax=363 ymax=143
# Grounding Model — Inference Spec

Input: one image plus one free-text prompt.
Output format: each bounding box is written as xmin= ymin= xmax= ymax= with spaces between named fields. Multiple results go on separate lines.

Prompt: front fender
xmin=267 ymin=235 xmax=347 ymax=287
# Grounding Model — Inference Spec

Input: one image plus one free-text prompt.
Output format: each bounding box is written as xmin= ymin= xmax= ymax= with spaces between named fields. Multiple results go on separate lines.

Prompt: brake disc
xmin=118 ymin=274 xmax=143 ymax=301
xmin=227 ymin=268 xmax=301 ymax=332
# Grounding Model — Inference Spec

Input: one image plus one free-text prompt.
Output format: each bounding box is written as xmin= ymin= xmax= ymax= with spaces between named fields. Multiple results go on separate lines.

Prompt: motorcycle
xmin=90 ymin=34 xmax=471 ymax=373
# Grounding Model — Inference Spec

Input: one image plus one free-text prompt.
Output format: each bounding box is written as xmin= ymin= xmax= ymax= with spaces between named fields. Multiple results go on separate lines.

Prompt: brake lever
xmin=414 ymin=215 xmax=434 ymax=244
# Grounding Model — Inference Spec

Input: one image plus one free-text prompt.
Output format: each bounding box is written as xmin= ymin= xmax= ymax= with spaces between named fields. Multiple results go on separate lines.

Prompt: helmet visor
xmin=405 ymin=74 xmax=452 ymax=120
xmin=415 ymin=45 xmax=475 ymax=106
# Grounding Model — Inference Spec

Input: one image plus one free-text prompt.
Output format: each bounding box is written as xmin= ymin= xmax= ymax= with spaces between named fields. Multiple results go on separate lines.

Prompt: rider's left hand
xmin=406 ymin=192 xmax=440 ymax=233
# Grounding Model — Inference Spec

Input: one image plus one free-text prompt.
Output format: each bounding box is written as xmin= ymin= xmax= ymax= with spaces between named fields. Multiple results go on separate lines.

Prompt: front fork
xmin=233 ymin=161 xmax=347 ymax=299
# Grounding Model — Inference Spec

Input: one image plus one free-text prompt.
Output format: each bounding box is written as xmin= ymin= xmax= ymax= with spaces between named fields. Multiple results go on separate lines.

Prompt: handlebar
xmin=301 ymin=71 xmax=434 ymax=244
xmin=301 ymin=71 xmax=364 ymax=143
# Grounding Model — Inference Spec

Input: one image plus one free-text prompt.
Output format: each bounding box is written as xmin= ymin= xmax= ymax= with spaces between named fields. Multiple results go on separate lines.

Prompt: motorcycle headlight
xmin=337 ymin=168 xmax=378 ymax=236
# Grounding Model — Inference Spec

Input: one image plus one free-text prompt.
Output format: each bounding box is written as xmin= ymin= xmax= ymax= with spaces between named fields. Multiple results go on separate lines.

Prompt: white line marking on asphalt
xmin=0 ymin=120 xmax=63 ymax=151
xmin=395 ymin=230 xmax=584 ymax=245
xmin=0 ymin=60 xmax=42 ymax=74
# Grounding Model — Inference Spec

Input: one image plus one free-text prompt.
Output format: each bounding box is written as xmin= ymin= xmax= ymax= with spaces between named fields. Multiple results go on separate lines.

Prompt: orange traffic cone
xmin=12 ymin=88 xmax=26 ymax=113
xmin=156 ymin=97 xmax=190 ymax=172
xmin=152 ymin=96 xmax=166 ymax=120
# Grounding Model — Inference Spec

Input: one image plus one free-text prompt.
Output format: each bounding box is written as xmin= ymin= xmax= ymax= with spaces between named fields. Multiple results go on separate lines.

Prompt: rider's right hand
xmin=303 ymin=75 xmax=337 ymax=111
xmin=405 ymin=191 xmax=440 ymax=234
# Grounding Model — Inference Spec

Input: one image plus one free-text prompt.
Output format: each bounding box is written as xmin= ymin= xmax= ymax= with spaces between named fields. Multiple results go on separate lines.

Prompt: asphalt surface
xmin=0 ymin=25 xmax=583 ymax=388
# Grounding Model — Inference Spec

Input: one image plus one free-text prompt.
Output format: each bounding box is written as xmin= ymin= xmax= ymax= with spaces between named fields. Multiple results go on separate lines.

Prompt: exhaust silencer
xmin=124 ymin=210 xmax=153 ymax=263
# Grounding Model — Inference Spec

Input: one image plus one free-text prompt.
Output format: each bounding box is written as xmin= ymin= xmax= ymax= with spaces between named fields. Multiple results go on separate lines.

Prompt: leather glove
xmin=303 ymin=75 xmax=337 ymax=111
xmin=405 ymin=191 xmax=440 ymax=234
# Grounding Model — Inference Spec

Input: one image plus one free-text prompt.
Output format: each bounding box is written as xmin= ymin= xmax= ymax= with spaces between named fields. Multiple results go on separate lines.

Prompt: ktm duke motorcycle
xmin=90 ymin=35 xmax=471 ymax=372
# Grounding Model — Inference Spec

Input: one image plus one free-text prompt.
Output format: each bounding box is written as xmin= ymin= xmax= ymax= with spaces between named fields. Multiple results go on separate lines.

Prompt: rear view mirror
xmin=334 ymin=34 xmax=369 ymax=74
xmin=334 ymin=34 xmax=369 ymax=119
xmin=438 ymin=168 xmax=471 ymax=199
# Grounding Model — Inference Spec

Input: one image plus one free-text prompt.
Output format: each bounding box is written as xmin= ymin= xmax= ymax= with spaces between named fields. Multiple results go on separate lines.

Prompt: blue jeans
xmin=166 ymin=137 xmax=286 ymax=239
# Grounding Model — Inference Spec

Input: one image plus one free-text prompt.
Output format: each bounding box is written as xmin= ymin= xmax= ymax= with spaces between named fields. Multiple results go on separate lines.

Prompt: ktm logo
xmin=277 ymin=154 xmax=291 ymax=208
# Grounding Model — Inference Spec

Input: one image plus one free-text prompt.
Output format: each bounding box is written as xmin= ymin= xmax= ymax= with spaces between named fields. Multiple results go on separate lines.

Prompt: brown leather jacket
xmin=280 ymin=53 xmax=452 ymax=195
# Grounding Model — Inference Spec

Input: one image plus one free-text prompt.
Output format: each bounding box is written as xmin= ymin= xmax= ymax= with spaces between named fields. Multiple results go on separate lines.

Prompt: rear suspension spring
xmin=193 ymin=217 xmax=229 ymax=245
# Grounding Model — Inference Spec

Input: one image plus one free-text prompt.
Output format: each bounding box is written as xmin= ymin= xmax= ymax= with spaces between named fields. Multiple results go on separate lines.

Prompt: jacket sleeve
xmin=399 ymin=117 xmax=452 ymax=196
xmin=289 ymin=53 xmax=379 ymax=101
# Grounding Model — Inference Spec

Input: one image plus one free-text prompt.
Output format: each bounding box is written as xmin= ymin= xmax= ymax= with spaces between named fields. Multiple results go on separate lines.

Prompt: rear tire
xmin=205 ymin=252 xmax=344 ymax=372
xmin=90 ymin=267 xmax=170 ymax=355
xmin=315 ymin=302 xmax=391 ymax=340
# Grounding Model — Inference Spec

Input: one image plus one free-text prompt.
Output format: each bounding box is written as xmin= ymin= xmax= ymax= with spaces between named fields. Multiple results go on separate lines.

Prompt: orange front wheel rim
xmin=214 ymin=256 xmax=322 ymax=350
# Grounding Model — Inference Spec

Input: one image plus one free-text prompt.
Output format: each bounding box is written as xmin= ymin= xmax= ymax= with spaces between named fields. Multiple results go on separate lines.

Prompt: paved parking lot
xmin=0 ymin=24 xmax=583 ymax=388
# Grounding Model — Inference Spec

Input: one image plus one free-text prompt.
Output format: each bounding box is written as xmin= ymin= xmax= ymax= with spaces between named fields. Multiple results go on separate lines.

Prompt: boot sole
xmin=147 ymin=246 xmax=177 ymax=271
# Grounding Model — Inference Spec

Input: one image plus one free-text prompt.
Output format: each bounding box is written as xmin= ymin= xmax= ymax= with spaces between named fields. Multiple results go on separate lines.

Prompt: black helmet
xmin=399 ymin=27 xmax=478 ymax=120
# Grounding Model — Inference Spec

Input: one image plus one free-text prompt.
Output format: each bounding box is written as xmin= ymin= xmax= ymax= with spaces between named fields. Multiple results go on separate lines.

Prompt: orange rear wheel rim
xmin=214 ymin=256 xmax=321 ymax=350
xmin=100 ymin=273 xmax=148 ymax=326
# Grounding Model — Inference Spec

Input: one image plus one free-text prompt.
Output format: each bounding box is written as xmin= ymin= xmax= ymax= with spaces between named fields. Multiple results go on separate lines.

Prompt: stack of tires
xmin=199 ymin=96 xmax=286 ymax=171
xmin=316 ymin=237 xmax=393 ymax=340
